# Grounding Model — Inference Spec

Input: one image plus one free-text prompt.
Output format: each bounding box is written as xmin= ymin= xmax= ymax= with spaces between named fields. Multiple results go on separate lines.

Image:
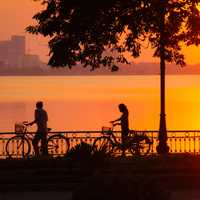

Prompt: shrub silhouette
xmin=65 ymin=142 xmax=111 ymax=168
xmin=66 ymin=142 xmax=93 ymax=161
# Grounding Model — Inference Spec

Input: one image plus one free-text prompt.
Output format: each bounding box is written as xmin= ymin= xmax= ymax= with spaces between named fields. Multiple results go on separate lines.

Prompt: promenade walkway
xmin=1 ymin=130 xmax=200 ymax=200
xmin=0 ymin=155 xmax=200 ymax=200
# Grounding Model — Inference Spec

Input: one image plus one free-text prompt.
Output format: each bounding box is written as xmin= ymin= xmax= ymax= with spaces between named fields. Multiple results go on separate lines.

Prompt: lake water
xmin=0 ymin=75 xmax=200 ymax=132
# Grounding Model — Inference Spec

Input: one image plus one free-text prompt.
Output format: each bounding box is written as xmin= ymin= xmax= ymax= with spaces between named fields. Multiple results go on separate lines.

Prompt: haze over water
xmin=0 ymin=75 xmax=200 ymax=132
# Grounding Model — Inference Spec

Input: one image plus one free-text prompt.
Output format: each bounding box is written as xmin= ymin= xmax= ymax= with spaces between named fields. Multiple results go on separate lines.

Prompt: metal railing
xmin=1 ymin=130 xmax=200 ymax=159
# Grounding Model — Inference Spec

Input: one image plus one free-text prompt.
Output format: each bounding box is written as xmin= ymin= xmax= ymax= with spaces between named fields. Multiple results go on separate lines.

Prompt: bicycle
xmin=6 ymin=121 xmax=70 ymax=159
xmin=92 ymin=124 xmax=153 ymax=157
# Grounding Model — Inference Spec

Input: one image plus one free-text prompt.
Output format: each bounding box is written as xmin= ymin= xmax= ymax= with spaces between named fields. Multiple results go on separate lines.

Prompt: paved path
xmin=0 ymin=191 xmax=72 ymax=200
xmin=171 ymin=190 xmax=200 ymax=200
xmin=1 ymin=156 xmax=200 ymax=200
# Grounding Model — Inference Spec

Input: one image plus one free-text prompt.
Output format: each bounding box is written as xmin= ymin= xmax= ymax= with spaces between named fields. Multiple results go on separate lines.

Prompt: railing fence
xmin=1 ymin=130 xmax=200 ymax=159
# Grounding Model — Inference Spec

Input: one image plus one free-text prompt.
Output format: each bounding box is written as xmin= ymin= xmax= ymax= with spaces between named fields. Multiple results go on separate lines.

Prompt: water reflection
xmin=0 ymin=102 xmax=28 ymax=131
xmin=0 ymin=75 xmax=200 ymax=132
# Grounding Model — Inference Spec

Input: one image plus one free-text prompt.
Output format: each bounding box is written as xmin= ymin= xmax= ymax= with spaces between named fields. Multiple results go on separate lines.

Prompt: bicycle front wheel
xmin=92 ymin=136 xmax=114 ymax=154
xmin=6 ymin=135 xmax=31 ymax=159
xmin=47 ymin=134 xmax=70 ymax=158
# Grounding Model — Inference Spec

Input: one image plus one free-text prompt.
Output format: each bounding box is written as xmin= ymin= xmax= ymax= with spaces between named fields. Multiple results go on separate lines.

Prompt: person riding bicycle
xmin=110 ymin=103 xmax=129 ymax=154
xmin=28 ymin=101 xmax=48 ymax=157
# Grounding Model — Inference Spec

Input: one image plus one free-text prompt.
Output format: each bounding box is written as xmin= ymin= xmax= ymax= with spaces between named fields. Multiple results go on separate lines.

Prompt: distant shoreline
xmin=1 ymin=62 xmax=200 ymax=76
xmin=0 ymin=73 xmax=200 ymax=76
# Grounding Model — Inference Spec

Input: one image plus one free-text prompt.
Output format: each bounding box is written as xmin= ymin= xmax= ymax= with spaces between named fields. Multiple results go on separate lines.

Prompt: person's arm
xmin=112 ymin=122 xmax=121 ymax=127
xmin=110 ymin=116 xmax=122 ymax=127
xmin=29 ymin=120 xmax=36 ymax=126
xmin=110 ymin=117 xmax=121 ymax=124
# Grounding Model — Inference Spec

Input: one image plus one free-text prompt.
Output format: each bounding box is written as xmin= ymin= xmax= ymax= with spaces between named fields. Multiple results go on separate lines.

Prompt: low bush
xmin=66 ymin=142 xmax=93 ymax=162
xmin=65 ymin=142 xmax=111 ymax=167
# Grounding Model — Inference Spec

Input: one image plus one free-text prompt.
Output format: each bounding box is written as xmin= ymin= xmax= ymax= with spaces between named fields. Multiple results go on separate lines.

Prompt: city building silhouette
xmin=0 ymin=35 xmax=42 ymax=68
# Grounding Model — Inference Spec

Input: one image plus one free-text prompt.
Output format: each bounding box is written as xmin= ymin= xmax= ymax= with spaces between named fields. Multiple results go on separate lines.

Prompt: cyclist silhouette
xmin=110 ymin=103 xmax=129 ymax=155
xmin=29 ymin=101 xmax=48 ymax=157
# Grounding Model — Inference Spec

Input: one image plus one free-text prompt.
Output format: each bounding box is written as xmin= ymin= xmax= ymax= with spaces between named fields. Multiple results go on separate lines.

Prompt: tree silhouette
xmin=27 ymin=0 xmax=200 ymax=153
xmin=141 ymin=0 xmax=200 ymax=153
xmin=27 ymin=0 xmax=146 ymax=71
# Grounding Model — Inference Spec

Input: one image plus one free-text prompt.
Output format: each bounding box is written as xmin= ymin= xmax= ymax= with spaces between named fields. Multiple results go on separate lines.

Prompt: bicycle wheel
xmin=129 ymin=136 xmax=151 ymax=156
xmin=47 ymin=134 xmax=70 ymax=158
xmin=112 ymin=145 xmax=132 ymax=157
xmin=6 ymin=135 xmax=31 ymax=159
xmin=92 ymin=136 xmax=114 ymax=154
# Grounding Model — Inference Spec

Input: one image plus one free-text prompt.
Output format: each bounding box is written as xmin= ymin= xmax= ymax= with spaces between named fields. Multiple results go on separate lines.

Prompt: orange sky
xmin=0 ymin=0 xmax=199 ymax=65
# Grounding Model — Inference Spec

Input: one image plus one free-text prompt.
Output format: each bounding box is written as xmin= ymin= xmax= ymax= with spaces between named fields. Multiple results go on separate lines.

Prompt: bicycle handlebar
xmin=22 ymin=121 xmax=52 ymax=132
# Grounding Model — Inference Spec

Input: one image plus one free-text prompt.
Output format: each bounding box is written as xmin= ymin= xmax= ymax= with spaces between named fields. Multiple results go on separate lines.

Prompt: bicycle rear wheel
xmin=47 ymin=134 xmax=70 ymax=158
xmin=129 ymin=136 xmax=151 ymax=156
xmin=6 ymin=135 xmax=31 ymax=159
xmin=92 ymin=136 xmax=114 ymax=154
xmin=112 ymin=145 xmax=132 ymax=157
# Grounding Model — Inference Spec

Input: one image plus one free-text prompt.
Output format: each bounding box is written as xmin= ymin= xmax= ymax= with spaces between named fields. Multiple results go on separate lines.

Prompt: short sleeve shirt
xmin=35 ymin=108 xmax=48 ymax=132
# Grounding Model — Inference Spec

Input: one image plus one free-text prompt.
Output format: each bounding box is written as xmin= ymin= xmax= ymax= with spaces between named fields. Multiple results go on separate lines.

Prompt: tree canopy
xmin=27 ymin=0 xmax=200 ymax=70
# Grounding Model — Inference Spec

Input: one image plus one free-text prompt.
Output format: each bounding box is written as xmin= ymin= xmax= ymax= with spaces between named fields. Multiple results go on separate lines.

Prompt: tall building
xmin=0 ymin=35 xmax=42 ymax=68
xmin=10 ymin=35 xmax=26 ymax=56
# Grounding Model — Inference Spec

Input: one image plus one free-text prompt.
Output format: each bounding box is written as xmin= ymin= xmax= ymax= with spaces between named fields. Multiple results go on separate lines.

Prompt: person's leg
xmin=32 ymin=133 xmax=41 ymax=156
xmin=41 ymin=132 xmax=48 ymax=156
xmin=121 ymin=134 xmax=126 ymax=157
xmin=121 ymin=131 xmax=129 ymax=157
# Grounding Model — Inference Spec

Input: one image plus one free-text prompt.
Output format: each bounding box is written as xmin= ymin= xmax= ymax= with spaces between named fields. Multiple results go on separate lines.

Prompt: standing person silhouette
xmin=29 ymin=101 xmax=48 ymax=157
xmin=110 ymin=103 xmax=129 ymax=155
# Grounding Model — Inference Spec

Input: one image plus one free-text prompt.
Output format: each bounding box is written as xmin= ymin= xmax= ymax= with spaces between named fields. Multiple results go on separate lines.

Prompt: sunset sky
xmin=0 ymin=0 xmax=199 ymax=65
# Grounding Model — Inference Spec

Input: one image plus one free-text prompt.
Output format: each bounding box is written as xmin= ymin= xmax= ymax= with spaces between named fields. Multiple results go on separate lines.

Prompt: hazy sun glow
xmin=0 ymin=2 xmax=199 ymax=137
xmin=197 ymin=4 xmax=200 ymax=11
xmin=0 ymin=75 xmax=200 ymax=131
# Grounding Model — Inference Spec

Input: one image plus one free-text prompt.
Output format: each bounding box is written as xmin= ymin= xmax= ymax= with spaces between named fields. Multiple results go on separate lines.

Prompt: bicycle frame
xmin=13 ymin=122 xmax=48 ymax=157
xmin=18 ymin=123 xmax=49 ymax=141
xmin=6 ymin=122 xmax=69 ymax=158
xmin=101 ymin=126 xmax=127 ymax=149
xmin=101 ymin=125 xmax=152 ymax=154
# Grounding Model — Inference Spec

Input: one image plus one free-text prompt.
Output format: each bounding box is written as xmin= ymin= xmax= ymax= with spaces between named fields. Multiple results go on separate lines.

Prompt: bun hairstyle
xmin=118 ymin=103 xmax=128 ymax=112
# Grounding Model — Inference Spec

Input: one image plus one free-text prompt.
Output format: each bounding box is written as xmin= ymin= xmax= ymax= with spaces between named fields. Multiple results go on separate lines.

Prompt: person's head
xmin=118 ymin=103 xmax=128 ymax=113
xmin=36 ymin=101 xmax=43 ymax=109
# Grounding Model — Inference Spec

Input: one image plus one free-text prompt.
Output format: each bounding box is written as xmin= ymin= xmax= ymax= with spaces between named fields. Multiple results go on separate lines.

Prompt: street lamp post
xmin=156 ymin=0 xmax=169 ymax=154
